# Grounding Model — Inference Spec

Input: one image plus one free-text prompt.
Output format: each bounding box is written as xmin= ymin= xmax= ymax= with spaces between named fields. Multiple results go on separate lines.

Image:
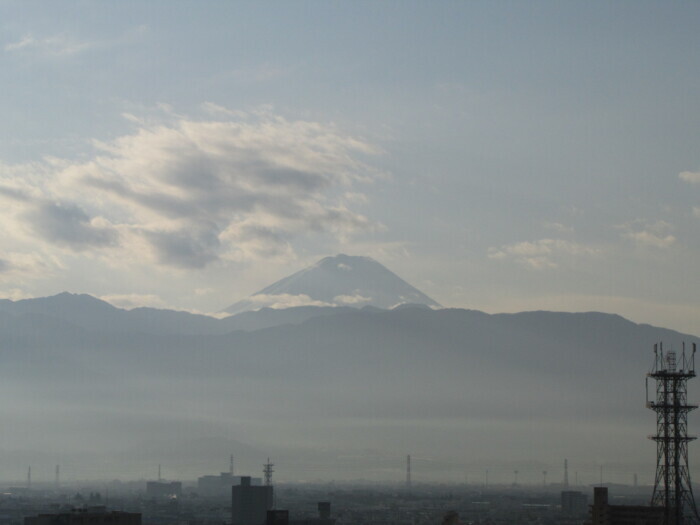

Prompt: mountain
xmin=223 ymin=254 xmax=441 ymax=314
xmin=0 ymin=292 xmax=357 ymax=336
xmin=0 ymin=297 xmax=696 ymax=482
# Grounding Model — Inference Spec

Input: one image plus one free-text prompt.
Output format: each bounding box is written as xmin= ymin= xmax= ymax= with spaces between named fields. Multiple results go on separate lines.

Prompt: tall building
xmin=232 ymin=476 xmax=273 ymax=525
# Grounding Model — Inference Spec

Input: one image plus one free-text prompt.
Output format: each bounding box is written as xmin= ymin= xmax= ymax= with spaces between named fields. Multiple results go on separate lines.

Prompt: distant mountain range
xmin=0 ymin=286 xmax=696 ymax=482
xmin=223 ymin=254 xmax=441 ymax=314
xmin=1 ymin=255 xmax=697 ymax=482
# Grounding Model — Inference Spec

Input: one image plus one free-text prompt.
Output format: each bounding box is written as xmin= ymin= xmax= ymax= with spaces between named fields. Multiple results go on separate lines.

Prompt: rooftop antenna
xmin=564 ymin=459 xmax=569 ymax=488
xmin=648 ymin=342 xmax=700 ymax=525
xmin=600 ymin=465 xmax=603 ymax=486
xmin=406 ymin=455 xmax=411 ymax=493
xmin=263 ymin=458 xmax=274 ymax=486
xmin=230 ymin=455 xmax=234 ymax=476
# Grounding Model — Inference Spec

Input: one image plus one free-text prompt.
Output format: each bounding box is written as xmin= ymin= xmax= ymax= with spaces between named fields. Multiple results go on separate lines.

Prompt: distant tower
xmin=27 ymin=466 xmax=31 ymax=490
xmin=513 ymin=470 xmax=519 ymax=485
xmin=230 ymin=455 xmax=235 ymax=476
xmin=543 ymin=470 xmax=548 ymax=487
xmin=648 ymin=342 xmax=700 ymax=525
xmin=263 ymin=458 xmax=274 ymax=486
xmin=564 ymin=459 xmax=569 ymax=488
xmin=55 ymin=465 xmax=60 ymax=490
xmin=158 ymin=464 xmax=162 ymax=482
xmin=406 ymin=455 xmax=411 ymax=492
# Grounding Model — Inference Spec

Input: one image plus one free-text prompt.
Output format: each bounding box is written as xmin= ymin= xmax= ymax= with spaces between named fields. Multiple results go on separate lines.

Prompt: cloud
xmin=4 ymin=33 xmax=93 ymax=57
xmin=25 ymin=201 xmax=118 ymax=250
xmin=542 ymin=221 xmax=574 ymax=234
xmin=334 ymin=293 xmax=372 ymax=305
xmin=100 ymin=294 xmax=168 ymax=310
xmin=618 ymin=220 xmax=676 ymax=249
xmin=679 ymin=171 xmax=700 ymax=184
xmin=0 ymin=108 xmax=382 ymax=269
xmin=0 ymin=252 xmax=62 ymax=284
xmin=488 ymin=239 xmax=599 ymax=269
xmin=248 ymin=293 xmax=335 ymax=309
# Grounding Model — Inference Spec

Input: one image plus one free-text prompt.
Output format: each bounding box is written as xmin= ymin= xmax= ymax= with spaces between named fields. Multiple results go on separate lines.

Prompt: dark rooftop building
xmin=232 ymin=476 xmax=273 ymax=525
xmin=589 ymin=487 xmax=664 ymax=525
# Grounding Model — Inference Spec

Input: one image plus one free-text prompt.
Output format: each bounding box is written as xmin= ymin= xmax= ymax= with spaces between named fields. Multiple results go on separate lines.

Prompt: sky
xmin=1 ymin=1 xmax=700 ymax=335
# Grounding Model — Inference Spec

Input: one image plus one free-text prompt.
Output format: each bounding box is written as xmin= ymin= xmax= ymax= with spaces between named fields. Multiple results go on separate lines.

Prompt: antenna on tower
xmin=263 ymin=458 xmax=274 ymax=486
xmin=406 ymin=455 xmax=411 ymax=493
xmin=648 ymin=342 xmax=700 ymax=525
xmin=564 ymin=459 xmax=569 ymax=488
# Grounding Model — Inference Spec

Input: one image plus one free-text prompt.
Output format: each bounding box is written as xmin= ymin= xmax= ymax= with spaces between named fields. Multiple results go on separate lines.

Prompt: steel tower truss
xmin=648 ymin=343 xmax=700 ymax=525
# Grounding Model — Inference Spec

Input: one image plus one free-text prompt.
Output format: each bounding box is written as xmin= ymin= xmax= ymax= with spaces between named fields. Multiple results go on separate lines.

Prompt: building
xmin=589 ymin=487 xmax=664 ymax=525
xmin=266 ymin=502 xmax=336 ymax=525
xmin=146 ymin=481 xmax=182 ymax=498
xmin=25 ymin=508 xmax=141 ymax=525
xmin=199 ymin=473 xmax=263 ymax=497
xmin=562 ymin=491 xmax=589 ymax=516
xmin=232 ymin=476 xmax=273 ymax=525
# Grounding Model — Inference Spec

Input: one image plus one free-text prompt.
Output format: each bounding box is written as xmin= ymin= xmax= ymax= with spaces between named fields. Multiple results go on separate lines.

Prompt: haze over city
xmin=1 ymin=0 xmax=700 ymax=490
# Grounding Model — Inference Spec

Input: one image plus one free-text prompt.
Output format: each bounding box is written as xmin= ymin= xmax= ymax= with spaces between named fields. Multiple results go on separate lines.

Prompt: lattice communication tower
xmin=647 ymin=342 xmax=700 ymax=525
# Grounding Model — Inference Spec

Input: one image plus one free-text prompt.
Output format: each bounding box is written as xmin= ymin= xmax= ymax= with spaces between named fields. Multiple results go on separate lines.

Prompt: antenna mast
xmin=263 ymin=458 xmax=274 ymax=486
xmin=648 ymin=342 xmax=700 ymax=525
xmin=406 ymin=455 xmax=411 ymax=492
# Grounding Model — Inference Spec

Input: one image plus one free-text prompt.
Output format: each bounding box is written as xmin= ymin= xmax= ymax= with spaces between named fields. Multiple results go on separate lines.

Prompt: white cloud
xmin=618 ymin=220 xmax=676 ymax=249
xmin=488 ymin=239 xmax=599 ymax=270
xmin=4 ymin=33 xmax=93 ymax=57
xmin=248 ymin=293 xmax=334 ymax=309
xmin=0 ymin=251 xmax=63 ymax=284
xmin=542 ymin=221 xmax=574 ymax=234
xmin=334 ymin=293 xmax=372 ymax=305
xmin=679 ymin=171 xmax=700 ymax=184
xmin=0 ymin=108 xmax=383 ymax=269
xmin=100 ymin=294 xmax=168 ymax=310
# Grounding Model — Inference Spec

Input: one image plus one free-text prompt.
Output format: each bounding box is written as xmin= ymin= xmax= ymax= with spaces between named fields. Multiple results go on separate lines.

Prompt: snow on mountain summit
xmin=223 ymin=254 xmax=441 ymax=314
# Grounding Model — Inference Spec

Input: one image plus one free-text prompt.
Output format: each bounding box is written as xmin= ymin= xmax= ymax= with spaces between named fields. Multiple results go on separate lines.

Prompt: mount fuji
xmin=223 ymin=254 xmax=441 ymax=314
